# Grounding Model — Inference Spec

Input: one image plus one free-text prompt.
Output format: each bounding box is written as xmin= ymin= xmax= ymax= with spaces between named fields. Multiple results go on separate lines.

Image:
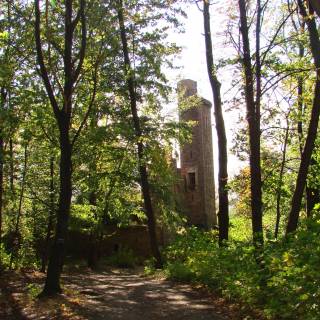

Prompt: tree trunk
xmin=297 ymin=38 xmax=304 ymax=156
xmin=87 ymin=191 xmax=98 ymax=270
xmin=138 ymin=160 xmax=162 ymax=267
xmin=117 ymin=0 xmax=162 ymax=268
xmin=0 ymin=88 xmax=6 ymax=251
xmin=287 ymin=0 xmax=320 ymax=234
xmin=203 ymin=1 xmax=229 ymax=245
xmin=35 ymin=0 xmax=86 ymax=295
xmin=41 ymin=156 xmax=55 ymax=273
xmin=42 ymin=129 xmax=72 ymax=295
xmin=309 ymin=0 xmax=320 ymax=18
xmin=0 ymin=135 xmax=3 ymax=251
xmin=41 ymin=0 xmax=75 ymax=294
xmin=87 ymin=230 xmax=98 ymax=270
xmin=287 ymin=81 xmax=320 ymax=233
xmin=238 ymin=0 xmax=263 ymax=247
xmin=295 ymin=23 xmax=315 ymax=217
xmin=9 ymin=143 xmax=28 ymax=269
xmin=275 ymin=117 xmax=289 ymax=238
xmin=9 ymin=138 xmax=14 ymax=194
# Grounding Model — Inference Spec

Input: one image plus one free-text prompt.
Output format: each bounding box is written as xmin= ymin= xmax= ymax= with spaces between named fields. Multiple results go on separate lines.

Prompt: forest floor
xmin=0 ymin=267 xmax=264 ymax=320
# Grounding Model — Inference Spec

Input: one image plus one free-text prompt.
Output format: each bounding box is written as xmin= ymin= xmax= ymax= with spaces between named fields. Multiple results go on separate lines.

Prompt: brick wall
xmin=178 ymin=79 xmax=217 ymax=229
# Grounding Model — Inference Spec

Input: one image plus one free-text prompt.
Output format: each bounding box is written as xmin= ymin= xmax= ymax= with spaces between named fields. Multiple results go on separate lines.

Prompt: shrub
xmin=164 ymin=215 xmax=320 ymax=320
xmin=166 ymin=261 xmax=195 ymax=282
xmin=0 ymin=243 xmax=11 ymax=270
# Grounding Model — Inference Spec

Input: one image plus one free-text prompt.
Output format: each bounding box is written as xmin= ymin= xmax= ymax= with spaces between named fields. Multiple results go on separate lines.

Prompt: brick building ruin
xmin=177 ymin=79 xmax=217 ymax=229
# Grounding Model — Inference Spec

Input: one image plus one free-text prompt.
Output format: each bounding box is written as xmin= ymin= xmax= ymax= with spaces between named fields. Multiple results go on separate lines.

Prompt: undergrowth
xmin=104 ymin=247 xmax=138 ymax=268
xmin=163 ymin=214 xmax=320 ymax=320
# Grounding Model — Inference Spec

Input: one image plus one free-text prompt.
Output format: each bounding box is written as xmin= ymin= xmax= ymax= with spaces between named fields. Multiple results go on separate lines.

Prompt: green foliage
xmin=0 ymin=243 xmax=11 ymax=270
xmin=0 ymin=0 xmax=186 ymax=272
xmin=1 ymin=3 xmax=319 ymax=319
xmin=104 ymin=247 xmax=138 ymax=268
xmin=164 ymin=215 xmax=320 ymax=319
xmin=229 ymin=214 xmax=251 ymax=241
xmin=70 ymin=204 xmax=97 ymax=233
xmin=165 ymin=261 xmax=195 ymax=282
xmin=14 ymin=239 xmax=39 ymax=270
xmin=261 ymin=215 xmax=320 ymax=319
xmin=229 ymin=167 xmax=251 ymax=216
xmin=27 ymin=283 xmax=42 ymax=299
xmin=143 ymin=258 xmax=156 ymax=275
xmin=164 ymin=227 xmax=259 ymax=302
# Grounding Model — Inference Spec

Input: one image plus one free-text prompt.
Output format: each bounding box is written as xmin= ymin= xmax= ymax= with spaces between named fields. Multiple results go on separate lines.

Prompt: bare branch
xmin=261 ymin=126 xmax=297 ymax=133
xmin=261 ymin=68 xmax=311 ymax=95
xmin=195 ymin=0 xmax=203 ymax=12
xmin=261 ymin=10 xmax=294 ymax=66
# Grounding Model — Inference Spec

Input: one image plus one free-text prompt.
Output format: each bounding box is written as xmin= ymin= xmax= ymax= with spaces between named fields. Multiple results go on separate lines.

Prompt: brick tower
xmin=178 ymin=79 xmax=217 ymax=229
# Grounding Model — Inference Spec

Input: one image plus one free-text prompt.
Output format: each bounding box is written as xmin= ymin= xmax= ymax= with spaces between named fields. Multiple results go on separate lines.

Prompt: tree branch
xmin=261 ymin=10 xmax=294 ymax=67
xmin=73 ymin=0 xmax=86 ymax=84
xmin=71 ymin=60 xmax=98 ymax=147
xmin=34 ymin=0 xmax=60 ymax=119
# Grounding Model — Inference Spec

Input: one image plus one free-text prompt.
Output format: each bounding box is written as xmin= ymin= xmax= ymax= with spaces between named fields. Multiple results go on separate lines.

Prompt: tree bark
xmin=275 ymin=116 xmax=289 ymax=238
xmin=87 ymin=191 xmax=98 ymax=270
xmin=297 ymin=33 xmax=304 ymax=156
xmin=35 ymin=0 xmax=86 ymax=295
xmin=0 ymin=135 xmax=3 ymax=250
xmin=9 ymin=138 xmax=14 ymax=194
xmin=238 ymin=0 xmax=263 ymax=247
xmin=41 ymin=156 xmax=55 ymax=273
xmin=203 ymin=1 xmax=229 ymax=245
xmin=287 ymin=0 xmax=320 ymax=234
xmin=9 ymin=143 xmax=28 ymax=269
xmin=43 ymin=129 xmax=72 ymax=294
xmin=117 ymin=0 xmax=162 ymax=268
xmin=309 ymin=0 xmax=320 ymax=18
xmin=295 ymin=22 xmax=316 ymax=217
xmin=0 ymin=88 xmax=5 ymax=252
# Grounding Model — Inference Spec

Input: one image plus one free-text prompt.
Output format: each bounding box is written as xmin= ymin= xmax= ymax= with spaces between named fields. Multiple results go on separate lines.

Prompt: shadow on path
xmin=62 ymin=270 xmax=226 ymax=320
xmin=0 ymin=269 xmax=234 ymax=320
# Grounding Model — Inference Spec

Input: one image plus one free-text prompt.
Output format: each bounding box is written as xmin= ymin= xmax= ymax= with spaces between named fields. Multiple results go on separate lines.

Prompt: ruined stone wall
xmin=67 ymin=225 xmax=164 ymax=259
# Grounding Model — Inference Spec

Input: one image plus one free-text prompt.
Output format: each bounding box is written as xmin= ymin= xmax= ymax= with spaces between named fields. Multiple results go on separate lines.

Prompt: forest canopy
xmin=1 ymin=1 xmax=320 ymax=319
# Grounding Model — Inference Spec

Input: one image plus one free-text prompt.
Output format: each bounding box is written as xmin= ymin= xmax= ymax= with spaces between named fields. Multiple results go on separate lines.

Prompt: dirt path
xmin=0 ymin=269 xmax=259 ymax=320
xmin=63 ymin=270 xmax=225 ymax=320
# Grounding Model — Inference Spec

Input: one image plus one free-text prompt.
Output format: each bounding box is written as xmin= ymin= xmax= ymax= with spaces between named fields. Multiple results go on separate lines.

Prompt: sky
xmin=167 ymin=3 xmax=244 ymax=178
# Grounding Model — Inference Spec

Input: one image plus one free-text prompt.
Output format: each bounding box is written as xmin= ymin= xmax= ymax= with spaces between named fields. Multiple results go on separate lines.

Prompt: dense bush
xmin=164 ymin=215 xmax=320 ymax=320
